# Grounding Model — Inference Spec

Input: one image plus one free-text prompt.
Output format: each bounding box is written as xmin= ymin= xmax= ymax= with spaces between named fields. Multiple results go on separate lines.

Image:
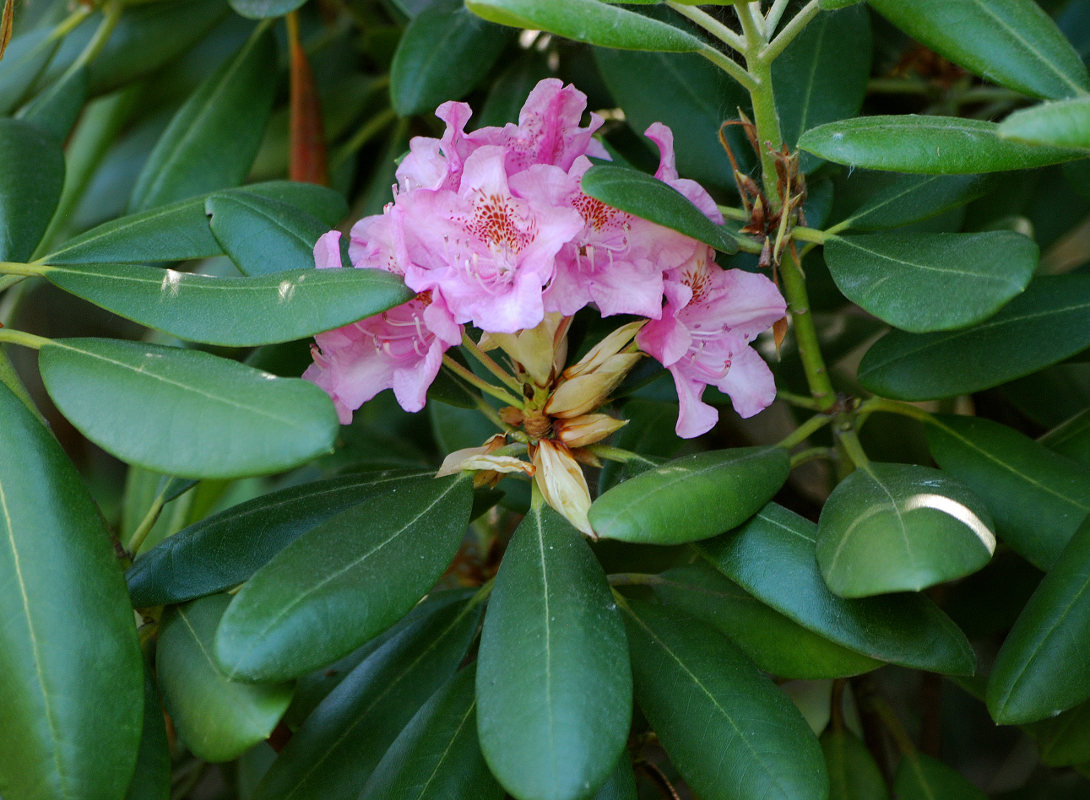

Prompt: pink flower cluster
xmin=304 ymin=79 xmax=786 ymax=439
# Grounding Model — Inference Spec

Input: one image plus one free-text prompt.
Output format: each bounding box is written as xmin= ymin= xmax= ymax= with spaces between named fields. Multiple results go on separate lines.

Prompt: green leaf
xmin=45 ymin=181 xmax=347 ymax=265
xmin=834 ymin=173 xmax=990 ymax=232
xmin=0 ymin=117 xmax=63 ymax=261
xmin=821 ymin=728 xmax=889 ymax=800
xmin=927 ymin=415 xmax=1090 ymax=570
xmin=695 ymin=503 xmax=977 ymax=675
xmin=0 ymin=28 xmax=60 ymax=115
xmin=214 ymin=474 xmax=471 ymax=681
xmin=592 ymin=758 xmax=637 ymax=800
xmin=42 ymin=262 xmax=411 ymax=347
xmin=124 ymin=662 xmax=171 ymax=800
xmin=580 ymin=164 xmax=739 ymax=253
xmin=229 ymin=0 xmax=307 ymax=19
xmin=987 ymin=514 xmax=1090 ymax=723
xmin=129 ymin=29 xmax=277 ymax=212
xmin=868 ymin=0 xmax=1090 ymax=100
xmin=38 ymin=338 xmax=338 ymax=479
xmin=391 ymin=0 xmax=511 ymax=116
xmin=361 ymin=666 xmax=503 ymax=800
xmin=253 ymin=597 xmax=483 ymax=800
xmin=157 ymin=594 xmax=293 ymax=762
xmin=127 ymin=470 xmax=433 ymax=607
xmin=999 ymin=97 xmax=1090 ymax=149
xmin=589 ymin=447 xmax=790 ymax=544
xmin=466 ymin=0 xmax=704 ymax=52
xmin=206 ymin=191 xmax=333 ymax=276
xmin=594 ymin=48 xmax=752 ymax=195
xmin=816 ymin=463 xmax=995 ymax=597
xmin=652 ymin=563 xmax=883 ymax=678
xmin=819 ymin=0 xmax=864 ymax=7
xmin=622 ymin=599 xmax=828 ymax=800
xmin=773 ymin=5 xmax=871 ymax=172
xmin=0 ymin=383 xmax=144 ymax=800
xmin=1039 ymin=407 xmax=1090 ymax=464
xmin=799 ymin=115 xmax=1088 ymax=174
xmin=892 ymin=753 xmax=986 ymax=800
xmin=858 ymin=274 xmax=1090 ymax=400
xmin=16 ymin=64 xmax=88 ymax=143
xmin=476 ymin=504 xmax=631 ymax=800
xmin=1027 ymin=700 xmax=1090 ymax=767
xmin=824 ymin=232 xmax=1036 ymax=333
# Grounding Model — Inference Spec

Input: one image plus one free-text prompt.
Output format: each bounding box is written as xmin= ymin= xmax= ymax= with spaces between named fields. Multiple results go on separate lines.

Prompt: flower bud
xmin=481 ymin=313 xmax=569 ymax=387
xmin=544 ymin=353 xmax=641 ymax=419
xmin=562 ymin=320 xmax=646 ymax=380
xmin=553 ymin=413 xmax=627 ymax=449
xmin=533 ymin=439 xmax=594 ymax=537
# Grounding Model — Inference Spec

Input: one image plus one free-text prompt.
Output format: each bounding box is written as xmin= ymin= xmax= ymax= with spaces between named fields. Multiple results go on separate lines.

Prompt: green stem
xmin=49 ymin=5 xmax=93 ymax=42
xmin=331 ymin=106 xmax=398 ymax=170
xmin=792 ymin=226 xmax=829 ymax=245
xmin=0 ymin=344 xmax=41 ymax=419
xmin=460 ymin=332 xmax=523 ymax=394
xmin=790 ymin=446 xmax=831 ymax=469
xmin=0 ymin=329 xmax=51 ymax=350
xmin=777 ymin=411 xmax=834 ymax=450
xmin=665 ymin=2 xmax=745 ymax=53
xmin=0 ymin=275 xmax=23 ymax=293
xmin=780 ymin=249 xmax=836 ymax=411
xmin=695 ymin=42 xmax=758 ymax=92
xmin=70 ymin=0 xmax=124 ymax=72
xmin=607 ymin=572 xmax=666 ymax=587
xmin=441 ymin=354 xmax=522 ymax=408
xmin=856 ymin=396 xmax=936 ymax=427
xmin=0 ymin=262 xmax=46 ymax=277
xmin=584 ymin=444 xmax=648 ymax=464
xmin=760 ymin=0 xmax=821 ymax=64
xmin=126 ymin=493 xmax=166 ymax=556
xmin=737 ymin=5 xmax=784 ymax=208
xmin=764 ymin=0 xmax=792 ymax=34
xmin=836 ymin=425 xmax=870 ymax=469
xmin=776 ymin=389 xmax=823 ymax=410
xmin=718 ymin=205 xmax=749 ymax=222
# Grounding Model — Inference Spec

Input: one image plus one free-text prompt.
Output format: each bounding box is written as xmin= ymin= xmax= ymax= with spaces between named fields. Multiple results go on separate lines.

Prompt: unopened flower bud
xmin=436 ymin=435 xmax=533 ymax=487
xmin=481 ymin=313 xmax=569 ymax=387
xmin=563 ymin=320 xmax=646 ymax=380
xmin=554 ymin=413 xmax=627 ymax=449
xmin=533 ymin=440 xmax=594 ymax=537
xmin=545 ymin=353 xmax=641 ymax=419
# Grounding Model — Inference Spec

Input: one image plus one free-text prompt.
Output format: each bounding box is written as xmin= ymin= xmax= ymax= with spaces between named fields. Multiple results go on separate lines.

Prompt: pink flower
xmin=398 ymin=146 xmax=584 ymax=333
xmin=638 ymin=250 xmax=786 ymax=438
xmin=303 ymin=231 xmax=461 ymax=421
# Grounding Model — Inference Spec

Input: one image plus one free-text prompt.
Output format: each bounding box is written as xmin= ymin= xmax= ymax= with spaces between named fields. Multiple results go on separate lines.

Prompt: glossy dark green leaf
xmin=799 ymin=116 xmax=1087 ymax=174
xmin=999 ymin=97 xmax=1090 ymax=149
xmin=927 ymin=415 xmax=1090 ymax=570
xmin=254 ymin=597 xmax=482 ymax=800
xmin=868 ymin=0 xmax=1089 ymax=100
xmin=623 ymin=599 xmax=828 ymax=800
xmin=819 ymin=0 xmax=864 ymax=7
xmin=773 ymin=5 xmax=870 ymax=172
xmin=892 ymin=753 xmax=986 ymax=800
xmin=17 ymin=64 xmax=87 ymax=143
xmin=391 ymin=0 xmax=510 ymax=116
xmin=124 ymin=662 xmax=170 ymax=800
xmin=1028 ymin=700 xmax=1090 ymax=766
xmin=816 ymin=463 xmax=995 ymax=597
xmin=589 ymin=447 xmax=790 ymax=544
xmin=42 ymin=261 xmax=411 ymax=347
xmin=822 ymin=728 xmax=889 ymax=800
xmin=38 ymin=338 xmax=337 ymax=479
xmin=361 ymin=666 xmax=503 ymax=800
xmin=825 ymin=232 xmax=1036 ymax=333
xmin=158 ymin=594 xmax=293 ymax=762
xmin=83 ymin=0 xmax=228 ymax=95
xmin=0 ymin=382 xmax=143 ymax=800
xmin=592 ymin=757 xmax=637 ymax=800
xmin=988 ymin=514 xmax=1090 ymax=723
xmin=0 ymin=28 xmax=59 ymax=114
xmin=129 ymin=29 xmax=277 ymax=212
xmin=580 ymin=164 xmax=739 ymax=253
xmin=229 ymin=0 xmax=307 ymax=18
xmin=835 ymin=173 xmax=990 ymax=231
xmin=652 ymin=563 xmax=882 ymax=678
xmin=477 ymin=504 xmax=631 ymax=800
xmin=696 ymin=503 xmax=977 ymax=675
xmin=0 ymin=116 xmax=63 ymax=261
xmin=45 ymin=181 xmax=347 ymax=265
xmin=127 ymin=470 xmax=432 ymax=607
xmin=1039 ymin=407 xmax=1090 ymax=464
xmin=206 ymin=191 xmax=333 ymax=276
xmin=466 ymin=0 xmax=704 ymax=52
xmin=859 ymin=274 xmax=1090 ymax=400
xmin=594 ymin=48 xmax=751 ymax=194
xmin=214 ymin=474 xmax=471 ymax=681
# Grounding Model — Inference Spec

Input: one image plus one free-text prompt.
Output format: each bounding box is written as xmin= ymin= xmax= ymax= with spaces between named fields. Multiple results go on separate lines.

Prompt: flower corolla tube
xmin=304 ymin=78 xmax=787 ymax=533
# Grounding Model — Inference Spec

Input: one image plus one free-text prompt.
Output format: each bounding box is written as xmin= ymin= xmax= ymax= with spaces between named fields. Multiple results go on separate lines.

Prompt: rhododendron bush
xmin=1 ymin=0 xmax=1090 ymax=798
